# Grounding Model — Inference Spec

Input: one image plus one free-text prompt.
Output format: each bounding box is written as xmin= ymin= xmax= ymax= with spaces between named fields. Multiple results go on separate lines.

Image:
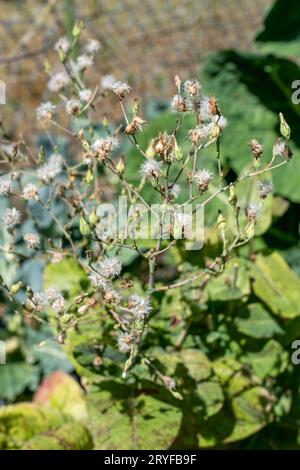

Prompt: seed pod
xmin=228 ymin=184 xmax=237 ymax=207
xmin=79 ymin=214 xmax=91 ymax=236
xmin=89 ymin=208 xmax=98 ymax=227
xmin=217 ymin=211 xmax=226 ymax=231
xmin=279 ymin=112 xmax=291 ymax=140
xmin=85 ymin=168 xmax=94 ymax=184
xmin=116 ymin=157 xmax=125 ymax=174
xmin=245 ymin=220 xmax=255 ymax=239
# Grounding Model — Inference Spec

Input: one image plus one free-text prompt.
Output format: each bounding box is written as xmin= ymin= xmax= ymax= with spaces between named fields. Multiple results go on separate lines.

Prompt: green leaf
xmin=242 ymin=340 xmax=288 ymax=380
xmin=34 ymin=371 xmax=87 ymax=421
xmin=207 ymin=257 xmax=250 ymax=301
xmin=155 ymin=349 xmax=224 ymax=418
xmin=235 ymin=303 xmax=284 ymax=338
xmin=23 ymin=422 xmax=93 ymax=450
xmin=43 ymin=258 xmax=87 ymax=299
xmin=0 ymin=403 xmax=64 ymax=450
xmin=250 ymin=252 xmax=300 ymax=318
xmin=0 ymin=363 xmax=39 ymax=402
xmin=87 ymin=385 xmax=182 ymax=450
xmin=256 ymin=0 xmax=300 ymax=42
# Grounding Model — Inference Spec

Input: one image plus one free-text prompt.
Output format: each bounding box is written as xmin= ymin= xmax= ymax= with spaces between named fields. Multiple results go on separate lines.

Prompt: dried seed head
xmin=76 ymin=54 xmax=93 ymax=70
xmin=118 ymin=333 xmax=133 ymax=353
xmin=3 ymin=207 xmax=21 ymax=227
xmin=24 ymin=233 xmax=40 ymax=250
xmin=36 ymin=101 xmax=56 ymax=121
xmin=194 ymin=169 xmax=213 ymax=193
xmin=125 ymin=116 xmax=146 ymax=135
xmin=66 ymin=99 xmax=81 ymax=116
xmin=48 ymin=71 xmax=70 ymax=92
xmin=86 ymin=39 xmax=101 ymax=55
xmin=79 ymin=88 xmax=93 ymax=102
xmin=54 ymin=37 xmax=70 ymax=55
xmin=128 ymin=294 xmax=152 ymax=320
xmin=97 ymin=256 xmax=122 ymax=279
xmin=258 ymin=180 xmax=273 ymax=199
xmin=23 ymin=183 xmax=39 ymax=200
xmin=52 ymin=296 xmax=66 ymax=313
xmin=103 ymin=289 xmax=120 ymax=305
xmin=100 ymin=74 xmax=116 ymax=91
xmin=140 ymin=159 xmax=163 ymax=179
xmin=92 ymin=136 xmax=119 ymax=159
xmin=245 ymin=204 xmax=259 ymax=222
xmin=184 ymin=79 xmax=202 ymax=97
xmin=249 ymin=139 xmax=263 ymax=159
xmin=112 ymin=81 xmax=131 ymax=99
xmin=273 ymin=138 xmax=293 ymax=160
xmin=0 ymin=179 xmax=12 ymax=195
xmin=171 ymin=94 xmax=188 ymax=112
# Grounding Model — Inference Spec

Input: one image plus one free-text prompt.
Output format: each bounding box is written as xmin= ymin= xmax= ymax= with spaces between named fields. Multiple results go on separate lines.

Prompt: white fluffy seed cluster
xmin=194 ymin=169 xmax=212 ymax=185
xmin=258 ymin=180 xmax=273 ymax=199
xmin=92 ymin=136 xmax=119 ymax=159
xmin=66 ymin=99 xmax=81 ymax=116
xmin=22 ymin=183 xmax=39 ymax=200
xmin=140 ymin=159 xmax=163 ymax=179
xmin=37 ymin=153 xmax=63 ymax=183
xmin=0 ymin=179 xmax=12 ymax=195
xmin=36 ymin=101 xmax=56 ymax=121
xmin=100 ymin=74 xmax=116 ymax=91
xmin=128 ymin=294 xmax=152 ymax=320
xmin=3 ymin=207 xmax=21 ymax=227
xmin=24 ymin=233 xmax=40 ymax=250
xmin=97 ymin=256 xmax=122 ymax=279
xmin=171 ymin=79 xmax=227 ymax=144
xmin=48 ymin=71 xmax=70 ymax=92
xmin=112 ymin=81 xmax=131 ymax=99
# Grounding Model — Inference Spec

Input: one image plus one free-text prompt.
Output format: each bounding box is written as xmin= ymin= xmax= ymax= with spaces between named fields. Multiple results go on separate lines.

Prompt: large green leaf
xmin=0 ymin=363 xmax=39 ymax=402
xmin=235 ymin=303 xmax=284 ymax=339
xmin=87 ymin=385 xmax=182 ymax=450
xmin=250 ymin=252 xmax=300 ymax=318
xmin=242 ymin=340 xmax=288 ymax=380
xmin=23 ymin=422 xmax=93 ymax=450
xmin=257 ymin=0 xmax=300 ymax=42
xmin=207 ymin=257 xmax=250 ymax=301
xmin=0 ymin=403 xmax=64 ymax=450
xmin=43 ymin=258 xmax=87 ymax=299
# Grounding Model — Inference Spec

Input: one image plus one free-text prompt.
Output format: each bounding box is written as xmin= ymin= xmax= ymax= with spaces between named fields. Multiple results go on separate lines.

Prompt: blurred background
xmin=0 ymin=0 xmax=271 ymax=132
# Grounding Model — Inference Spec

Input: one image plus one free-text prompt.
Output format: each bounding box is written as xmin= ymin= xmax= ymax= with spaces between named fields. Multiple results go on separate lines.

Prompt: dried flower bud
xmin=209 ymin=95 xmax=219 ymax=115
xmin=184 ymin=79 xmax=202 ymax=97
xmin=245 ymin=204 xmax=259 ymax=222
xmin=258 ymin=180 xmax=273 ymax=199
xmin=125 ymin=116 xmax=146 ymax=135
xmin=249 ymin=139 xmax=263 ymax=159
xmin=273 ymin=138 xmax=293 ymax=160
xmin=174 ymin=75 xmax=181 ymax=90
xmin=170 ymin=94 xmax=188 ymax=112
